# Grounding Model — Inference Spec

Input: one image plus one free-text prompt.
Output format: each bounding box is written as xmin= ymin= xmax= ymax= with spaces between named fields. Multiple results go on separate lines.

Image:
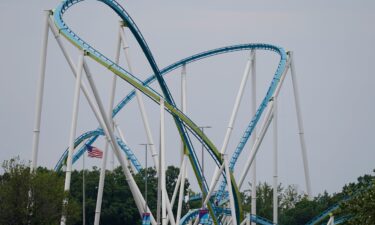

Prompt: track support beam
xmin=60 ymin=50 xmax=85 ymax=225
xmin=238 ymin=56 xmax=291 ymax=188
xmin=93 ymin=22 xmax=123 ymax=225
xmin=250 ymin=49 xmax=257 ymax=225
xmin=31 ymin=10 xmax=51 ymax=171
xmin=273 ymin=97 xmax=278 ymax=224
xmin=84 ymin=60 xmax=157 ymax=225
xmin=289 ymin=52 xmax=313 ymax=198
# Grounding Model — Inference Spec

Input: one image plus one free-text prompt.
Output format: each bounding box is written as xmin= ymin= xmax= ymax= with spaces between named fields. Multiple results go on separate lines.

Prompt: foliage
xmin=339 ymin=170 xmax=375 ymax=225
xmin=1 ymin=157 xmax=374 ymax=225
xmin=0 ymin=158 xmax=79 ymax=225
xmin=68 ymin=165 xmax=189 ymax=225
xmin=0 ymin=159 xmax=188 ymax=225
xmin=240 ymin=170 xmax=375 ymax=225
xmin=241 ymin=183 xmax=342 ymax=225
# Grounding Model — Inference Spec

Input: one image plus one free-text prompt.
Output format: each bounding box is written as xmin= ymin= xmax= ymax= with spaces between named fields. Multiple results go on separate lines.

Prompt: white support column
xmin=93 ymin=23 xmax=122 ymax=225
xmin=31 ymin=10 xmax=51 ymax=171
xmin=273 ymin=98 xmax=278 ymax=224
xmin=193 ymin=161 xmax=226 ymax=225
xmin=165 ymin=158 xmax=186 ymax=225
xmin=176 ymin=64 xmax=187 ymax=225
xmin=170 ymin=159 xmax=184 ymax=208
xmin=176 ymin=156 xmax=187 ymax=225
xmin=93 ymin=138 xmax=110 ymax=225
xmin=82 ymin=150 xmax=86 ymax=225
xmin=202 ymin=162 xmax=225 ymax=207
xmin=224 ymin=154 xmax=237 ymax=225
xmin=326 ymin=215 xmax=334 ymax=225
xmin=114 ymin=123 xmax=136 ymax=173
xmin=160 ymin=99 xmax=167 ymax=225
xmin=240 ymin=218 xmax=247 ymax=225
xmin=158 ymin=99 xmax=176 ymax=225
xmin=246 ymin=213 xmax=250 ymax=225
xmin=289 ymin=52 xmax=312 ymax=198
xmin=157 ymin=142 xmax=162 ymax=225
xmin=238 ymin=57 xmax=291 ymax=189
xmin=60 ymin=50 xmax=85 ymax=225
xmin=223 ymin=216 xmax=231 ymax=225
xmin=109 ymin=24 xmax=122 ymax=171
xmin=238 ymin=102 xmax=273 ymax=189
xmin=109 ymin=87 xmax=118 ymax=171
xmin=83 ymin=60 xmax=157 ymax=225
xmin=249 ymin=50 xmax=257 ymax=225
xmin=221 ymin=51 xmax=253 ymax=154
xmin=49 ymin=18 xmax=156 ymax=224
xmin=208 ymin=51 xmax=253 ymax=195
xmin=220 ymin=216 xmax=227 ymax=225
xmin=50 ymin=19 xmax=171 ymax=224
xmin=47 ymin=18 xmax=107 ymax=137
xmin=120 ymin=26 xmax=159 ymax=170
xmin=110 ymin=141 xmax=115 ymax=170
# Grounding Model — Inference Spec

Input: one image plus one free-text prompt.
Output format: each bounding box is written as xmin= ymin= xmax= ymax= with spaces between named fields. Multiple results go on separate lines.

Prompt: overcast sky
xmin=1 ymin=0 xmax=375 ymax=196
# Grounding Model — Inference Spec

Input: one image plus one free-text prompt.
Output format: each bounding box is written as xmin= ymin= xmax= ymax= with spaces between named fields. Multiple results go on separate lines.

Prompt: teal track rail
xmin=334 ymin=216 xmax=350 ymax=225
xmin=54 ymin=129 xmax=142 ymax=172
xmin=56 ymin=44 xmax=286 ymax=174
xmin=305 ymin=204 xmax=340 ymax=225
xmin=180 ymin=209 xmax=275 ymax=225
xmin=305 ymin=183 xmax=374 ymax=225
xmin=54 ymin=1 xmax=245 ymax=223
xmin=52 ymin=0 xmax=287 ymax=223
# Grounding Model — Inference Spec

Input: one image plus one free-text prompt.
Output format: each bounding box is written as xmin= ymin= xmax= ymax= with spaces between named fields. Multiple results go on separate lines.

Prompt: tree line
xmin=0 ymin=157 xmax=374 ymax=225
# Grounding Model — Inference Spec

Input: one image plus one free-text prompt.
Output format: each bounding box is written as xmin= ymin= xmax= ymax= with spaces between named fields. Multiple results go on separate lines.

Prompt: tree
xmin=69 ymin=166 xmax=140 ymax=225
xmin=67 ymin=165 xmax=190 ymax=225
xmin=0 ymin=158 xmax=31 ymax=225
xmin=240 ymin=182 xmax=340 ymax=225
xmin=279 ymin=184 xmax=303 ymax=210
xmin=340 ymin=171 xmax=375 ymax=225
xmin=0 ymin=158 xmax=79 ymax=225
xmin=280 ymin=196 xmax=325 ymax=225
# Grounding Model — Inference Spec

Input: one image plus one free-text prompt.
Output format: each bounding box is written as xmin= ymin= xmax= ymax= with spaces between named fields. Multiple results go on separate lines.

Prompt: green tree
xmin=68 ymin=165 xmax=189 ymax=225
xmin=280 ymin=196 xmax=325 ymax=225
xmin=0 ymin=158 xmax=79 ymax=225
xmin=70 ymin=166 xmax=140 ymax=225
xmin=279 ymin=184 xmax=303 ymax=210
xmin=0 ymin=158 xmax=31 ymax=225
xmin=340 ymin=171 xmax=375 ymax=225
xmin=241 ymin=182 xmax=283 ymax=221
xmin=240 ymin=182 xmax=340 ymax=225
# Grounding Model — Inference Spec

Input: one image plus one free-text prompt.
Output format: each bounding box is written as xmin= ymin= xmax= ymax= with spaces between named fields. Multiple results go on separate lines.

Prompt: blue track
xmin=180 ymin=208 xmax=275 ymax=225
xmin=56 ymin=44 xmax=286 ymax=173
xmin=52 ymin=0 xmax=288 ymax=224
xmin=51 ymin=1 xmax=358 ymax=225
xmin=54 ymin=129 xmax=142 ymax=172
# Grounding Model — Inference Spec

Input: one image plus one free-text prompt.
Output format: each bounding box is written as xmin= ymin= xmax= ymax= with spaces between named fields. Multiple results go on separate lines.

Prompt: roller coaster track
xmin=55 ymin=43 xmax=286 ymax=175
xmin=305 ymin=182 xmax=374 ymax=225
xmin=180 ymin=208 xmax=275 ymax=225
xmin=304 ymin=204 xmax=349 ymax=225
xmin=52 ymin=0 xmax=287 ymax=223
xmin=305 ymin=204 xmax=340 ymax=225
xmin=54 ymin=129 xmax=142 ymax=172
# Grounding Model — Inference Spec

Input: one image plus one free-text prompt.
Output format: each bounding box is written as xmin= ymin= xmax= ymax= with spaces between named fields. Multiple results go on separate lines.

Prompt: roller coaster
xmin=30 ymin=0 xmax=348 ymax=224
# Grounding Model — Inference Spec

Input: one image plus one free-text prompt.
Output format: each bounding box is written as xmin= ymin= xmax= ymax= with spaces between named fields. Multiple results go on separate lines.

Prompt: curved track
xmin=55 ymin=129 xmax=142 ymax=172
xmin=56 ymin=43 xmax=286 ymax=174
xmin=180 ymin=209 xmax=275 ymax=225
xmin=52 ymin=0 xmax=287 ymax=224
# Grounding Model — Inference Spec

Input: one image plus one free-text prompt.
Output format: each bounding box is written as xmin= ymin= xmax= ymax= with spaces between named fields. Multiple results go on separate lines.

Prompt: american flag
xmin=86 ymin=145 xmax=103 ymax=158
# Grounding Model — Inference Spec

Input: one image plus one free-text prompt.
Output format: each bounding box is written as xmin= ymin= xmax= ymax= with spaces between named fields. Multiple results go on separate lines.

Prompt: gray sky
xmin=1 ymin=0 xmax=375 ymax=196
